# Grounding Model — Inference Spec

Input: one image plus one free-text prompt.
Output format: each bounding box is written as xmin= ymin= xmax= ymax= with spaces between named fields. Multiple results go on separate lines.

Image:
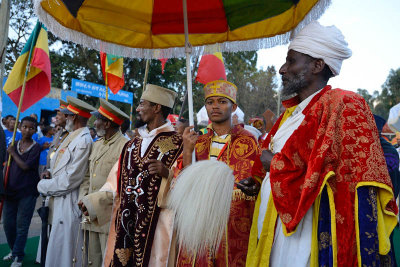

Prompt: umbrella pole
xmin=182 ymin=0 xmax=193 ymax=127
xmin=179 ymin=55 xmax=199 ymax=120
xmin=0 ymin=34 xmax=35 ymax=219
xmin=183 ymin=0 xmax=196 ymax=163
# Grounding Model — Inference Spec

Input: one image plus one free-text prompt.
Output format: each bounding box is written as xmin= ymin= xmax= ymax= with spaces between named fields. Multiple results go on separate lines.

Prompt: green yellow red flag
xmin=3 ymin=22 xmax=51 ymax=112
xmin=100 ymin=52 xmax=124 ymax=94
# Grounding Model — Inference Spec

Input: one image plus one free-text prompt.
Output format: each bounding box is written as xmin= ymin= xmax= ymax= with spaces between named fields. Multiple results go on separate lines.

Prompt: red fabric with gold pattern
xmin=177 ymin=125 xmax=260 ymax=267
xmin=254 ymin=86 xmax=397 ymax=266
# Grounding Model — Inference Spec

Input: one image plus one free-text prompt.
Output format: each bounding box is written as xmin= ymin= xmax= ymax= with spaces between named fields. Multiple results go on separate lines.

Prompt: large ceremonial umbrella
xmin=34 ymin=0 xmax=331 ymax=126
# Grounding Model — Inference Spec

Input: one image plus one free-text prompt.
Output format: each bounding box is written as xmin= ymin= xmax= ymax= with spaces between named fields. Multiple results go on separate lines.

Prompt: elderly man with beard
xmin=240 ymin=21 xmax=398 ymax=266
xmin=102 ymin=84 xmax=183 ymax=267
xmin=37 ymin=96 xmax=95 ymax=267
xmin=77 ymin=99 xmax=129 ymax=267
xmin=35 ymin=100 xmax=69 ymax=264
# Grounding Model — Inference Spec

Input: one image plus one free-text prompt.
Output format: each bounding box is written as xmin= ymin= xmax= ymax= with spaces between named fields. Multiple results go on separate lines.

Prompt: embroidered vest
xmin=112 ymin=132 xmax=182 ymax=267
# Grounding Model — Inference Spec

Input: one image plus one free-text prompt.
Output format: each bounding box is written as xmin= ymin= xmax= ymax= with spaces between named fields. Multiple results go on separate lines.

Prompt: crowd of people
xmin=0 ymin=21 xmax=399 ymax=267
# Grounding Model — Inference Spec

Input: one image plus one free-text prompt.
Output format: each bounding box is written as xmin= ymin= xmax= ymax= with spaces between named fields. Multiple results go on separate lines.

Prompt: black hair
xmin=304 ymin=54 xmax=333 ymax=82
xmin=97 ymin=114 xmax=120 ymax=129
xmin=89 ymin=127 xmax=96 ymax=133
xmin=120 ymin=119 xmax=130 ymax=134
xmin=42 ymin=125 xmax=53 ymax=136
xmin=161 ymin=106 xmax=172 ymax=120
xmin=178 ymin=118 xmax=188 ymax=123
xmin=20 ymin=116 xmax=38 ymax=128
xmin=149 ymin=102 xmax=172 ymax=120
xmin=4 ymin=115 xmax=15 ymax=120
xmin=321 ymin=64 xmax=333 ymax=81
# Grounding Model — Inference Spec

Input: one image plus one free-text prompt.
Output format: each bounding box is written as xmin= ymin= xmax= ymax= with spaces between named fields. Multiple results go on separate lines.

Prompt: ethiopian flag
xmin=100 ymin=52 xmax=124 ymax=94
xmin=3 ymin=22 xmax=51 ymax=112
xmin=195 ymin=52 xmax=226 ymax=85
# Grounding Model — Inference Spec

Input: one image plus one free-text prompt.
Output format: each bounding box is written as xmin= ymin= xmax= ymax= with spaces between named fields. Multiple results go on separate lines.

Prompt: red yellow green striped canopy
xmin=34 ymin=0 xmax=330 ymax=58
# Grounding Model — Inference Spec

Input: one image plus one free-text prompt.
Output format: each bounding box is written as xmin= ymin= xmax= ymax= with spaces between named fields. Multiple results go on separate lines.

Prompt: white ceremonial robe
xmin=37 ymin=127 xmax=92 ymax=267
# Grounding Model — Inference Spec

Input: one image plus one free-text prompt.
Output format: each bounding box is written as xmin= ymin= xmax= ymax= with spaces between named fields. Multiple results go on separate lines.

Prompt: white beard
xmin=168 ymin=160 xmax=234 ymax=256
xmin=96 ymin=128 xmax=106 ymax=137
xmin=65 ymin=119 xmax=74 ymax=132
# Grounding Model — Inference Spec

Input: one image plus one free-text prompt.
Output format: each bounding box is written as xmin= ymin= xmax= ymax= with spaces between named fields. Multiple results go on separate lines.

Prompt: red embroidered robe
xmin=251 ymin=86 xmax=398 ymax=266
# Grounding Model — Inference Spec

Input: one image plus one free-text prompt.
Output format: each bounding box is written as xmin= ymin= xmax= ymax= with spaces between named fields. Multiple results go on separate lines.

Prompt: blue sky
xmin=257 ymin=0 xmax=400 ymax=94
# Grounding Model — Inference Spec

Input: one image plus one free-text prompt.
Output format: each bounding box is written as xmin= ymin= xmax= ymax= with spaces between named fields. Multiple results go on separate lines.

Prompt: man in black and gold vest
xmin=103 ymin=84 xmax=183 ymax=267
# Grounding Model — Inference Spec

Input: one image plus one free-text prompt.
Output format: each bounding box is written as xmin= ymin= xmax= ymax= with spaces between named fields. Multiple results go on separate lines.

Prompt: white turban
xmin=288 ymin=21 xmax=352 ymax=76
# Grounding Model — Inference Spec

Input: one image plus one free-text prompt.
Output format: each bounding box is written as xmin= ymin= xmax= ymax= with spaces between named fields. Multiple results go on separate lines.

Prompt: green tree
xmin=375 ymin=68 xmax=400 ymax=118
xmin=356 ymin=88 xmax=375 ymax=111
xmin=224 ymin=51 xmax=278 ymax=121
xmin=5 ymin=0 xmax=34 ymax=74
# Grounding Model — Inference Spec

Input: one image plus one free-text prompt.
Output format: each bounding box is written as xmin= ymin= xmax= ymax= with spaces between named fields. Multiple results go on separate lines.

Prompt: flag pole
xmin=105 ymin=72 xmax=108 ymax=101
xmin=0 ymin=23 xmax=38 ymax=219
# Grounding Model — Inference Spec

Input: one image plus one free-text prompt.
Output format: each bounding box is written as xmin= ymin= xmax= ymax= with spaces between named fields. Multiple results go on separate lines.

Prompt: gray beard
xmin=65 ymin=120 xmax=74 ymax=132
xmin=96 ymin=128 xmax=106 ymax=137
xmin=280 ymin=69 xmax=309 ymax=98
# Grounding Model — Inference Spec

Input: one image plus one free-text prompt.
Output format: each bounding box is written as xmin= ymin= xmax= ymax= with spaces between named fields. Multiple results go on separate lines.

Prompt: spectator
xmin=2 ymin=116 xmax=41 ymax=266
xmin=4 ymin=116 xmax=22 ymax=147
xmin=30 ymin=114 xmax=42 ymax=139
xmin=89 ymin=127 xmax=98 ymax=141
xmin=38 ymin=126 xmax=54 ymax=175
xmin=2 ymin=116 xmax=9 ymax=129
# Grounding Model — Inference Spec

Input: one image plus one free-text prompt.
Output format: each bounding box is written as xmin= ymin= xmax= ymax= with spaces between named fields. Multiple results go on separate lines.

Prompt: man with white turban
xmin=239 ymin=21 xmax=398 ymax=266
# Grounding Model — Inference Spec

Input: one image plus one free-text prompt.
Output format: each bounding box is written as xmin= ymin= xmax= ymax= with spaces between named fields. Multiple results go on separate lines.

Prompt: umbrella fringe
xmin=34 ymin=0 xmax=330 ymax=59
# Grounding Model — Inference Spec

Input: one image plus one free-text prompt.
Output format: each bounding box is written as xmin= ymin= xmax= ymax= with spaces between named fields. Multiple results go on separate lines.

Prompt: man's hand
xmin=42 ymin=142 xmax=50 ymax=150
xmin=260 ymin=149 xmax=275 ymax=172
xmin=182 ymin=126 xmax=198 ymax=154
xmin=236 ymin=177 xmax=260 ymax=196
xmin=40 ymin=170 xmax=51 ymax=180
xmin=78 ymin=200 xmax=89 ymax=216
xmin=182 ymin=126 xmax=198 ymax=167
xmin=7 ymin=144 xmax=16 ymax=157
xmin=147 ymin=159 xmax=169 ymax=177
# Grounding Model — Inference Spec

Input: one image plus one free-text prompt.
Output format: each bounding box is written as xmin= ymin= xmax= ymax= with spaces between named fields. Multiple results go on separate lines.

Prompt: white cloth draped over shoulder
xmin=258 ymin=89 xmax=321 ymax=267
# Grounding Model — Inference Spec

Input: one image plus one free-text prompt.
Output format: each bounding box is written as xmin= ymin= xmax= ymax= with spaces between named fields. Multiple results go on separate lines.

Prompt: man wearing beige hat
xmin=103 ymin=84 xmax=183 ymax=267
xmin=37 ymin=96 xmax=95 ymax=267
xmin=77 ymin=98 xmax=129 ymax=266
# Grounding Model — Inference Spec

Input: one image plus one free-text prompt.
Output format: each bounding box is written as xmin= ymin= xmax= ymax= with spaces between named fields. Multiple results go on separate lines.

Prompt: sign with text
xmin=71 ymin=78 xmax=133 ymax=104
